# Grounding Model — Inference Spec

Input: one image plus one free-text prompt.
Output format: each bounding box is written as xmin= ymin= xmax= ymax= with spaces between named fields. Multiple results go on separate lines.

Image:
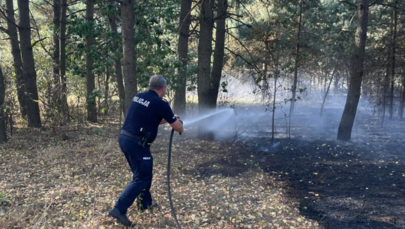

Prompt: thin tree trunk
xmin=210 ymin=0 xmax=228 ymax=105
xmin=262 ymin=40 xmax=269 ymax=100
xmin=271 ymin=49 xmax=280 ymax=144
xmin=389 ymin=0 xmax=397 ymax=120
xmin=334 ymin=75 xmax=340 ymax=94
xmin=290 ymin=0 xmax=303 ymax=115
xmin=121 ymin=0 xmax=137 ymax=114
xmin=337 ymin=0 xmax=369 ymax=141
xmin=108 ymin=14 xmax=126 ymax=115
xmin=104 ymin=68 xmax=110 ymax=116
xmin=399 ymin=72 xmax=405 ymax=120
xmin=60 ymin=0 xmax=69 ymax=121
xmin=0 ymin=63 xmax=7 ymax=142
xmin=173 ymin=0 xmax=192 ymax=117
xmin=6 ymin=0 xmax=27 ymax=118
xmin=86 ymin=0 xmax=97 ymax=122
xmin=320 ymin=68 xmax=337 ymax=117
xmin=18 ymin=0 xmax=42 ymax=128
xmin=52 ymin=0 xmax=61 ymax=107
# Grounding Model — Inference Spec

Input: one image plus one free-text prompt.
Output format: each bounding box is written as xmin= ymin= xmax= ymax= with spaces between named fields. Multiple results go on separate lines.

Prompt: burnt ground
xmin=0 ymin=102 xmax=404 ymax=228
xmin=230 ymin=137 xmax=405 ymax=229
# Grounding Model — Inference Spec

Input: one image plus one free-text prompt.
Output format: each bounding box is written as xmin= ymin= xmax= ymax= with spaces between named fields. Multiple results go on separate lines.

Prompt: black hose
xmin=167 ymin=129 xmax=182 ymax=229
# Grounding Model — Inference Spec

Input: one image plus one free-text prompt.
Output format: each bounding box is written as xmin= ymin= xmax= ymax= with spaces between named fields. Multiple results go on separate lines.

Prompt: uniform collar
xmin=148 ymin=89 xmax=159 ymax=97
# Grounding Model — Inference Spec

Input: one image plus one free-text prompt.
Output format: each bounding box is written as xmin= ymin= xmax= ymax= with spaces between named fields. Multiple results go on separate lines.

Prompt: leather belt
xmin=120 ymin=130 xmax=152 ymax=146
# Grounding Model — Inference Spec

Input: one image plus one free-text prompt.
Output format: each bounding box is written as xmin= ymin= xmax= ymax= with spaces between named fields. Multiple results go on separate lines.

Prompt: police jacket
xmin=122 ymin=90 xmax=177 ymax=143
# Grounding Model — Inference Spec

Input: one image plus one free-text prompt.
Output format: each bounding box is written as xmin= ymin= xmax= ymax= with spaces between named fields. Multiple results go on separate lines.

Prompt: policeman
xmin=109 ymin=75 xmax=184 ymax=226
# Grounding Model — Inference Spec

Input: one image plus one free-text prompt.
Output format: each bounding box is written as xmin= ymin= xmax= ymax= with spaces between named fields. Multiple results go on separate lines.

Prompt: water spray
xmin=183 ymin=108 xmax=234 ymax=127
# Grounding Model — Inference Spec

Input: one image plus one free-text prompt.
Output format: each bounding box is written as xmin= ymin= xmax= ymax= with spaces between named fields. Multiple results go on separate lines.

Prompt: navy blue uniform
xmin=114 ymin=90 xmax=176 ymax=215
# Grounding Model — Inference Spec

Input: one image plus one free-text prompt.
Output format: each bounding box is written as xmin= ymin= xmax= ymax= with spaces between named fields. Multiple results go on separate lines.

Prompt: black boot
xmin=109 ymin=208 xmax=132 ymax=227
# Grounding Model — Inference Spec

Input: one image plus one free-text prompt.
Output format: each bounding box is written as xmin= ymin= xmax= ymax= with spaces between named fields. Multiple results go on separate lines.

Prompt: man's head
xmin=149 ymin=75 xmax=166 ymax=97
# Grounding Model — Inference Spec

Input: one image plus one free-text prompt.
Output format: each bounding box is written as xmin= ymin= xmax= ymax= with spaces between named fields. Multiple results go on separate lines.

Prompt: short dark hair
xmin=149 ymin=75 xmax=166 ymax=90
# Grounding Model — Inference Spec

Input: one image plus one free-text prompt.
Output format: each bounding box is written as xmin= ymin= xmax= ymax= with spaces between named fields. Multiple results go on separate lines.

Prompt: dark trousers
xmin=114 ymin=135 xmax=153 ymax=215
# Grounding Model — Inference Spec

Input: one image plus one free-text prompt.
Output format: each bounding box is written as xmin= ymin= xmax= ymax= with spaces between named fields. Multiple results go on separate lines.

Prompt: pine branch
xmin=29 ymin=9 xmax=52 ymax=58
xmin=0 ymin=26 xmax=9 ymax=35
xmin=0 ymin=7 xmax=20 ymax=29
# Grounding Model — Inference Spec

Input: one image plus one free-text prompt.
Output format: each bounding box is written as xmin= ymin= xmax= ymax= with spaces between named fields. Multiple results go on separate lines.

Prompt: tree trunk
xmin=337 ymin=0 xmax=369 ymax=141
xmin=18 ymin=0 xmax=42 ymax=128
xmin=86 ymin=0 xmax=97 ymax=122
xmin=399 ymin=73 xmax=405 ymax=120
xmin=334 ymin=75 xmax=340 ymax=94
xmin=197 ymin=0 xmax=215 ymax=139
xmin=104 ymin=68 xmax=110 ymax=116
xmin=381 ymin=50 xmax=390 ymax=126
xmin=320 ymin=68 xmax=337 ymax=117
xmin=388 ymin=0 xmax=397 ymax=120
xmin=197 ymin=0 xmax=215 ymax=112
xmin=290 ymin=0 xmax=303 ymax=115
xmin=121 ymin=0 xmax=137 ymax=114
xmin=173 ymin=0 xmax=192 ymax=117
xmin=271 ymin=47 xmax=280 ymax=144
xmin=210 ymin=0 xmax=228 ymax=105
xmin=60 ymin=0 xmax=69 ymax=121
xmin=108 ymin=14 xmax=126 ymax=115
xmin=6 ymin=0 xmax=27 ymax=118
xmin=52 ymin=0 xmax=61 ymax=107
xmin=0 ymin=63 xmax=7 ymax=142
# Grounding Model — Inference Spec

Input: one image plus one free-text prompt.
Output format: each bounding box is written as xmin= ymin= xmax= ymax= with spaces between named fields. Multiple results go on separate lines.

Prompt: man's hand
xmin=170 ymin=114 xmax=184 ymax=133
xmin=175 ymin=114 xmax=183 ymax=124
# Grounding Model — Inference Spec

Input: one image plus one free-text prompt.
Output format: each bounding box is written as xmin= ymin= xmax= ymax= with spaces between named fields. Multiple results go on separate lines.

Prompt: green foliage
xmin=87 ymin=89 xmax=102 ymax=105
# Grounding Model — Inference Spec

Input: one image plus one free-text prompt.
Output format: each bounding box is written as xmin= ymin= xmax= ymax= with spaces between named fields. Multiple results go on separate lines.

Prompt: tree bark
xmin=388 ymin=0 xmax=397 ymax=120
xmin=173 ymin=0 xmax=192 ymax=117
xmin=210 ymin=0 xmax=227 ymax=105
xmin=60 ymin=0 xmax=69 ymax=120
xmin=197 ymin=0 xmax=215 ymax=139
xmin=108 ymin=14 xmax=126 ymax=115
xmin=121 ymin=0 xmax=137 ymax=114
xmin=18 ymin=0 xmax=42 ymax=128
xmin=0 ymin=63 xmax=7 ymax=142
xmin=6 ymin=0 xmax=27 ymax=118
xmin=52 ymin=0 xmax=61 ymax=107
xmin=86 ymin=0 xmax=97 ymax=122
xmin=197 ymin=0 xmax=215 ymax=112
xmin=337 ymin=0 xmax=369 ymax=141
xmin=290 ymin=0 xmax=303 ymax=115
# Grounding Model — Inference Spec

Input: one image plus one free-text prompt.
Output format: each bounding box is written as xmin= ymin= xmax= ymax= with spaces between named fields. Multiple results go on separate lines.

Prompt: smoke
xmin=179 ymin=73 xmax=400 ymax=144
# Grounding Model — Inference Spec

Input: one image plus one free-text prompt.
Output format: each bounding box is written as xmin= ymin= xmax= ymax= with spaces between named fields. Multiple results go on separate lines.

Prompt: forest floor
xmin=0 ymin=113 xmax=404 ymax=229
